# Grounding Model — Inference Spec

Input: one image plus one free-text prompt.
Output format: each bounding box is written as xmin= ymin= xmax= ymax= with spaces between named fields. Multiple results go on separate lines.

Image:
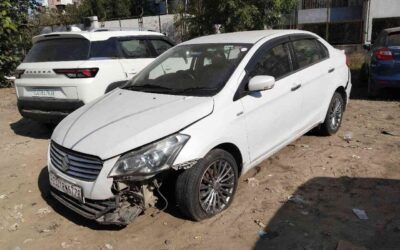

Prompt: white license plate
xmin=50 ymin=172 xmax=83 ymax=202
xmin=32 ymin=88 xmax=55 ymax=97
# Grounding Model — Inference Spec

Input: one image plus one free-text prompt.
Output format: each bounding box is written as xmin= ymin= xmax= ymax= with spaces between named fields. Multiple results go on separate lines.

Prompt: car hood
xmin=52 ymin=89 xmax=214 ymax=159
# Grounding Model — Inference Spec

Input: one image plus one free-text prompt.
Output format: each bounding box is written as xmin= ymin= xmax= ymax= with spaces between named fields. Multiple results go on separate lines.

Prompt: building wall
xmin=364 ymin=0 xmax=400 ymax=43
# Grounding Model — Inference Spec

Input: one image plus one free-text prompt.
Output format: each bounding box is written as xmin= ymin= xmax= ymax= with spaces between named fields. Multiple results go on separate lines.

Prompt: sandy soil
xmin=0 ymin=87 xmax=399 ymax=250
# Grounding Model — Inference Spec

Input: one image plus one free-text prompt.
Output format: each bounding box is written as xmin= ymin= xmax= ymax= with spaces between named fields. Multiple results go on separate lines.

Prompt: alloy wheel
xmin=198 ymin=159 xmax=235 ymax=214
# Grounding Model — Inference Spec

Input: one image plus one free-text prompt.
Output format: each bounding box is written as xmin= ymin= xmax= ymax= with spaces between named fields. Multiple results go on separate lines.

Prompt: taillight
xmin=53 ymin=68 xmax=99 ymax=78
xmin=15 ymin=69 xmax=25 ymax=79
xmin=373 ymin=48 xmax=394 ymax=61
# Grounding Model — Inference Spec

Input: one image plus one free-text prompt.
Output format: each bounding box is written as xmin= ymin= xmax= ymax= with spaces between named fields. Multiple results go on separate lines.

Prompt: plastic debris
xmin=257 ymin=229 xmax=279 ymax=239
xmin=287 ymin=195 xmax=307 ymax=205
xmin=105 ymin=243 xmax=113 ymax=250
xmin=381 ymin=130 xmax=398 ymax=136
xmin=254 ymin=219 xmax=266 ymax=228
xmin=352 ymin=208 xmax=368 ymax=220
xmin=343 ymin=131 xmax=353 ymax=143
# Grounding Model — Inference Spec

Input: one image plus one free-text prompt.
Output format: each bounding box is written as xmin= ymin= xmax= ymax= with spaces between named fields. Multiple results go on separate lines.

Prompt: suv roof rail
xmin=91 ymin=28 xmax=159 ymax=33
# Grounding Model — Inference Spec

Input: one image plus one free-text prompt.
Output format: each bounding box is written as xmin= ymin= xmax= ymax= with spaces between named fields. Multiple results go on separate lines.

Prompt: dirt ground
xmin=0 ymin=86 xmax=399 ymax=250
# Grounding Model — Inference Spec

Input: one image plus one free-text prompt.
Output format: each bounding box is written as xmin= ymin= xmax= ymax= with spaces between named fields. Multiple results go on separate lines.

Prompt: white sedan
xmin=48 ymin=30 xmax=351 ymax=225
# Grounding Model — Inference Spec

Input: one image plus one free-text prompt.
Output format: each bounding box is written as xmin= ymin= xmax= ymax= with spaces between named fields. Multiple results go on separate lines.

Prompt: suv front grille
xmin=50 ymin=142 xmax=103 ymax=181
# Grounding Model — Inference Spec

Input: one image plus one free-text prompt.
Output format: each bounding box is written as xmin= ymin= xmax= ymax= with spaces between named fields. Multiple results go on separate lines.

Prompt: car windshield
xmin=123 ymin=43 xmax=251 ymax=96
xmin=387 ymin=32 xmax=400 ymax=47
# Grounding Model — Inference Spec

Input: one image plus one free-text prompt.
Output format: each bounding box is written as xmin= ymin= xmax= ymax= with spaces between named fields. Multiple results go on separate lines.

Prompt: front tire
xmin=318 ymin=92 xmax=344 ymax=136
xmin=175 ymin=149 xmax=238 ymax=221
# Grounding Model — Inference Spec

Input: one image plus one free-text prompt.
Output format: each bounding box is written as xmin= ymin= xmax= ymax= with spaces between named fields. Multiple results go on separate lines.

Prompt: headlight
xmin=108 ymin=134 xmax=190 ymax=178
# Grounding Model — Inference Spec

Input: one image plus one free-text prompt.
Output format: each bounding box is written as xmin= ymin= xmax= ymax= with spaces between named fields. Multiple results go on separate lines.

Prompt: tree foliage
xmin=175 ymin=0 xmax=298 ymax=41
xmin=0 ymin=0 xmax=39 ymax=87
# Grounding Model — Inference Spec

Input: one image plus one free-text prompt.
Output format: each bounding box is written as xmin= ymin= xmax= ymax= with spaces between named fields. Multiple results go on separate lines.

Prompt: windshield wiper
xmin=175 ymin=87 xmax=218 ymax=93
xmin=124 ymin=84 xmax=173 ymax=92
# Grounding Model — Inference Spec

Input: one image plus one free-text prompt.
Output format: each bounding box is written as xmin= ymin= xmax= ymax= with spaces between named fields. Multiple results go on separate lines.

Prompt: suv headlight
xmin=108 ymin=134 xmax=189 ymax=178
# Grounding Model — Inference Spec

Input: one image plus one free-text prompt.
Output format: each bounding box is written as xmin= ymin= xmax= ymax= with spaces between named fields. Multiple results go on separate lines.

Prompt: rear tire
xmin=318 ymin=92 xmax=344 ymax=136
xmin=175 ymin=149 xmax=238 ymax=221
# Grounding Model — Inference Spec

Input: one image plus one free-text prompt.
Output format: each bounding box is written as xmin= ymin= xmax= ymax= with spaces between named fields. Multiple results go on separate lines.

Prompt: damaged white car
xmin=48 ymin=30 xmax=351 ymax=225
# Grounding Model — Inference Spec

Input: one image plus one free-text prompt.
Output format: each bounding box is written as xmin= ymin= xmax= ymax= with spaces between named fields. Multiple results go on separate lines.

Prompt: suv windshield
xmin=124 ymin=43 xmax=251 ymax=96
xmin=24 ymin=38 xmax=90 ymax=62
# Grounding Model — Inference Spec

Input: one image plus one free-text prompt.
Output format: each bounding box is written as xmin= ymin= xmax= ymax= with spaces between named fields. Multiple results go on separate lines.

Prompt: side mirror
xmin=363 ymin=44 xmax=371 ymax=51
xmin=248 ymin=75 xmax=275 ymax=92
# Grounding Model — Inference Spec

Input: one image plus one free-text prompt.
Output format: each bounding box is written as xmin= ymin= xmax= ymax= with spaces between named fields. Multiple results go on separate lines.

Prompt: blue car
xmin=364 ymin=27 xmax=400 ymax=97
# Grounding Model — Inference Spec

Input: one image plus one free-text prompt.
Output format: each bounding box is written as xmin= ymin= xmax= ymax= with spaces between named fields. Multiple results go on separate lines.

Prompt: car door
xmin=238 ymin=38 xmax=303 ymax=162
xmin=117 ymin=37 xmax=155 ymax=79
xmin=290 ymin=37 xmax=332 ymax=130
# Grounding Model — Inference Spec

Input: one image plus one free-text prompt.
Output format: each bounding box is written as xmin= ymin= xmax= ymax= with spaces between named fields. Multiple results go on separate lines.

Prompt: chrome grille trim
xmin=50 ymin=141 xmax=103 ymax=182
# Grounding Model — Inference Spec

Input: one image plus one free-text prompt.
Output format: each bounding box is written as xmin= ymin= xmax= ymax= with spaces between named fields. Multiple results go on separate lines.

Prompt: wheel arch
xmin=212 ymin=143 xmax=243 ymax=176
xmin=335 ymin=86 xmax=347 ymax=111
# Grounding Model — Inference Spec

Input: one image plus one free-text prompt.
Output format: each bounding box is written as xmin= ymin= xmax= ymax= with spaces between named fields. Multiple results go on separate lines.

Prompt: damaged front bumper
xmin=49 ymin=158 xmax=202 ymax=226
xmin=50 ymin=186 xmax=143 ymax=226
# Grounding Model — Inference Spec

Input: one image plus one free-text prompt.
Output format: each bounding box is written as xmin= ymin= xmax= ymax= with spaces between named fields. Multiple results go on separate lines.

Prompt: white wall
xmin=364 ymin=0 xmax=400 ymax=43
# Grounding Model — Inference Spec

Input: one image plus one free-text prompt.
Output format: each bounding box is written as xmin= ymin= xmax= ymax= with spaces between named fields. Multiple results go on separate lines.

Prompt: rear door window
xmin=24 ymin=38 xmax=90 ymax=62
xmin=149 ymin=39 xmax=173 ymax=55
xmin=292 ymin=39 xmax=326 ymax=69
xmin=118 ymin=39 xmax=152 ymax=58
xmin=89 ymin=39 xmax=118 ymax=59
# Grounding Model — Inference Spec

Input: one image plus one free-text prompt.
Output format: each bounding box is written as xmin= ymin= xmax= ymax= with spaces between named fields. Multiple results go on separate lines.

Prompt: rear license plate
xmin=49 ymin=172 xmax=83 ymax=202
xmin=32 ymin=88 xmax=55 ymax=97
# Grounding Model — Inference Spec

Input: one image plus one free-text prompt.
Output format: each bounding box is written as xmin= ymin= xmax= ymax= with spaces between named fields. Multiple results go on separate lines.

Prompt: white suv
xmin=15 ymin=30 xmax=173 ymax=123
xmin=48 ymin=30 xmax=351 ymax=225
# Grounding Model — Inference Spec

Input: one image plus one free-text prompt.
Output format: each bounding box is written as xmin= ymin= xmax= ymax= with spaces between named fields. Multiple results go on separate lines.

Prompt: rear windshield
xmin=388 ymin=32 xmax=400 ymax=47
xmin=24 ymin=38 xmax=90 ymax=62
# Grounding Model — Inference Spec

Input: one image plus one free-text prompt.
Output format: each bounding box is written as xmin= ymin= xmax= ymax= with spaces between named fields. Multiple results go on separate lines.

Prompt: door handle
xmin=328 ymin=68 xmax=335 ymax=73
xmin=291 ymin=84 xmax=301 ymax=91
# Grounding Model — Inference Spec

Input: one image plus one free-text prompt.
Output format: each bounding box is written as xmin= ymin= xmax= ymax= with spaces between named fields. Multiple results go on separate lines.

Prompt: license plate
xmin=49 ymin=172 xmax=83 ymax=202
xmin=32 ymin=88 xmax=55 ymax=97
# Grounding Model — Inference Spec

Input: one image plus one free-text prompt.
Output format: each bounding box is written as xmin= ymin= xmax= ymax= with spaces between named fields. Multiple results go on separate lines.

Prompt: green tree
xmin=175 ymin=0 xmax=298 ymax=41
xmin=79 ymin=0 xmax=135 ymax=20
xmin=0 ymin=0 xmax=39 ymax=87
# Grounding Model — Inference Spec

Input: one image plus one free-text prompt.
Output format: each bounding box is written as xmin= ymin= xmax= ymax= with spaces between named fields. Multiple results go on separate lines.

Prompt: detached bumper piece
xmin=17 ymin=98 xmax=84 ymax=123
xmin=50 ymin=188 xmax=143 ymax=226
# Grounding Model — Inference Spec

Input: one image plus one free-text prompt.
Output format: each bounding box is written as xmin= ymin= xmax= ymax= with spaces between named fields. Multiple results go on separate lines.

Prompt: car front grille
xmin=50 ymin=141 xmax=103 ymax=182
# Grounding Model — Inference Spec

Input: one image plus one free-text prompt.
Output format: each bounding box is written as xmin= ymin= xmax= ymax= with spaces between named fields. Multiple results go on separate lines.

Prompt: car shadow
xmin=37 ymin=166 xmax=124 ymax=230
xmin=10 ymin=118 xmax=53 ymax=139
xmin=253 ymin=177 xmax=400 ymax=250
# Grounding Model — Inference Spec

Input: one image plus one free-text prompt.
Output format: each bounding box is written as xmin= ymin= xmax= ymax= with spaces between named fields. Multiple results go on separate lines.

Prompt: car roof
xmin=383 ymin=27 xmax=400 ymax=34
xmin=181 ymin=29 xmax=315 ymax=45
xmin=33 ymin=30 xmax=165 ymax=43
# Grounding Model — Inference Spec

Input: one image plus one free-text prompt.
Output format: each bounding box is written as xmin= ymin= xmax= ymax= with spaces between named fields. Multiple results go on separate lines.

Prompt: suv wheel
xmin=318 ymin=92 xmax=344 ymax=136
xmin=175 ymin=149 xmax=238 ymax=221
